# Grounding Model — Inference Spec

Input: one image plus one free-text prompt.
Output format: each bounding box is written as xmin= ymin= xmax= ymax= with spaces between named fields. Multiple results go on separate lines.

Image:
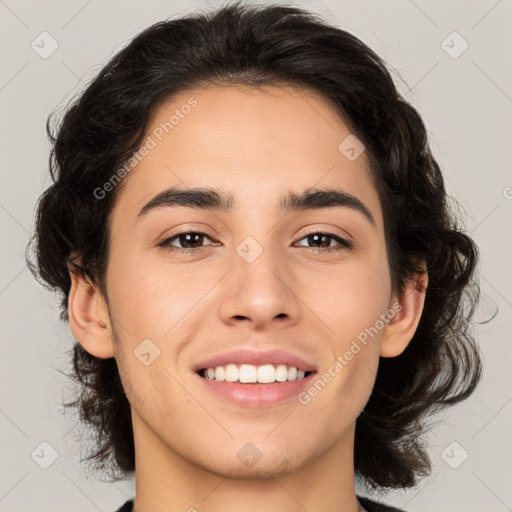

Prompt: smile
xmin=195 ymin=365 xmax=317 ymax=407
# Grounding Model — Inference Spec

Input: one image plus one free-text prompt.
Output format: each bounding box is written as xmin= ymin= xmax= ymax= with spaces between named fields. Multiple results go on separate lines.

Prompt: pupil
xmin=183 ymin=233 xmax=201 ymax=248
xmin=310 ymin=234 xmax=326 ymax=248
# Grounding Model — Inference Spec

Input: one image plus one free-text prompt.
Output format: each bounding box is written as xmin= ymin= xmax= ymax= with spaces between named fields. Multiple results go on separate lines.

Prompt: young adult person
xmin=27 ymin=3 xmax=482 ymax=511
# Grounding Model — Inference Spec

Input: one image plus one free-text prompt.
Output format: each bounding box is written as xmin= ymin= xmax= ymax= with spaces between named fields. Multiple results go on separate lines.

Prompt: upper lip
xmin=193 ymin=348 xmax=317 ymax=373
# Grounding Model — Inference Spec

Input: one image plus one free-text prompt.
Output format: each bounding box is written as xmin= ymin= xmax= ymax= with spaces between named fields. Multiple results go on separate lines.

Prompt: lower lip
xmin=195 ymin=372 xmax=316 ymax=408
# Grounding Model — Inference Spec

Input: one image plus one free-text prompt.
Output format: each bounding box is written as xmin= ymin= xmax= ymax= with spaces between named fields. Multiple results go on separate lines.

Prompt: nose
xmin=218 ymin=246 xmax=301 ymax=330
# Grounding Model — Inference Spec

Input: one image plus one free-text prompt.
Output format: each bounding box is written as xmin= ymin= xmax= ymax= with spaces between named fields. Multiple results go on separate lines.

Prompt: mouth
xmin=195 ymin=364 xmax=318 ymax=407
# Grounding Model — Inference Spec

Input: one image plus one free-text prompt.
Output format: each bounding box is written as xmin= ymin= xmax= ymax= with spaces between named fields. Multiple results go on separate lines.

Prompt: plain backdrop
xmin=1 ymin=0 xmax=511 ymax=511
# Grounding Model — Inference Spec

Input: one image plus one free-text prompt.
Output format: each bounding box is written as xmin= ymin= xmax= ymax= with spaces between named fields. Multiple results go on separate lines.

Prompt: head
xmin=27 ymin=1 xmax=482 ymax=492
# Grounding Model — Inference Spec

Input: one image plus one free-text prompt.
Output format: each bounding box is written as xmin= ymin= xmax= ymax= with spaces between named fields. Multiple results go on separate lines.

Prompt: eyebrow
xmin=136 ymin=186 xmax=375 ymax=227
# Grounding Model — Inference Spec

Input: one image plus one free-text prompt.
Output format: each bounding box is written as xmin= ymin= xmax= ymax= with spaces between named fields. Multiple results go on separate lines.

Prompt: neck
xmin=131 ymin=412 xmax=363 ymax=512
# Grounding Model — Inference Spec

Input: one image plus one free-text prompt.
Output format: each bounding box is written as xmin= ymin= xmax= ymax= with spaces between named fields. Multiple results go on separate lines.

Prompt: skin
xmin=67 ymin=84 xmax=428 ymax=512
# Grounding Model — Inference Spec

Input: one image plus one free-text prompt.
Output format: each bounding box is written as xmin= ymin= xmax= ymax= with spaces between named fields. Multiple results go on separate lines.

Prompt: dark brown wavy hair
xmin=26 ymin=0 xmax=484 ymax=492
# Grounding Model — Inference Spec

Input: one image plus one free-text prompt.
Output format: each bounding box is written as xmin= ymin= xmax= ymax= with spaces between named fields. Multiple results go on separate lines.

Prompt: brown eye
xmin=158 ymin=231 xmax=216 ymax=252
xmin=295 ymin=232 xmax=352 ymax=251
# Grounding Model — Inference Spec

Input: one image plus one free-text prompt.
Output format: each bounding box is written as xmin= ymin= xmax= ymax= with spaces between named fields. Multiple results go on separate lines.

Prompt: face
xmin=100 ymin=84 xmax=396 ymax=478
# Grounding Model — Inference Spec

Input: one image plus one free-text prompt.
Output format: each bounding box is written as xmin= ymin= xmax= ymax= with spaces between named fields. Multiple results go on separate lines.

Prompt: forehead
xmin=109 ymin=83 xmax=383 ymax=230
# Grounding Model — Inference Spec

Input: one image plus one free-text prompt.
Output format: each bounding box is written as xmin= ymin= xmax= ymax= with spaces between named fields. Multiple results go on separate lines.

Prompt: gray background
xmin=1 ymin=0 xmax=511 ymax=511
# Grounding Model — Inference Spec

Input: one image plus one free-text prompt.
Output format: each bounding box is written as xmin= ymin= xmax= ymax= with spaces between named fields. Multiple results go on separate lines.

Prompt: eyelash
xmin=158 ymin=230 xmax=353 ymax=253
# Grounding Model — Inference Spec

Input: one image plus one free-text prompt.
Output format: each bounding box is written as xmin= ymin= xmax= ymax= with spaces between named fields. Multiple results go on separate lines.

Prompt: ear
xmin=380 ymin=260 xmax=428 ymax=358
xmin=67 ymin=256 xmax=114 ymax=359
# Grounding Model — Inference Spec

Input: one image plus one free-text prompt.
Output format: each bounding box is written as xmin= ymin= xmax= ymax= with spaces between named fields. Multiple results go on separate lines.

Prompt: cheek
xmin=298 ymin=264 xmax=387 ymax=418
xmin=106 ymin=250 xmax=193 ymax=335
xmin=301 ymin=256 xmax=391 ymax=342
xmin=106 ymin=253 xmax=230 ymax=371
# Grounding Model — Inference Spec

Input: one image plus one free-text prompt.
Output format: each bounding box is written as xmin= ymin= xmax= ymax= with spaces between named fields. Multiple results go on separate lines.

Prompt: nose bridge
xmin=218 ymin=229 xmax=300 ymax=326
xmin=231 ymin=205 xmax=283 ymax=276
xmin=234 ymin=232 xmax=288 ymax=297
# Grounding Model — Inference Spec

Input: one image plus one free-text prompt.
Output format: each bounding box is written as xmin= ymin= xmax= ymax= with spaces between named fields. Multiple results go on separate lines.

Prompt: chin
xmin=201 ymin=456 xmax=305 ymax=480
xmin=190 ymin=443 xmax=316 ymax=480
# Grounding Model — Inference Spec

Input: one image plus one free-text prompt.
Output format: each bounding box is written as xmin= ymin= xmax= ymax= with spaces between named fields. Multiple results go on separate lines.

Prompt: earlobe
xmin=67 ymin=261 xmax=114 ymax=359
xmin=380 ymin=262 xmax=428 ymax=358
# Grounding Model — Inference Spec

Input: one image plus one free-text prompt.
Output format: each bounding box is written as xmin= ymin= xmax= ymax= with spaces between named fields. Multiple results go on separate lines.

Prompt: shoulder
xmin=357 ymin=494 xmax=408 ymax=512
xmin=114 ymin=498 xmax=134 ymax=512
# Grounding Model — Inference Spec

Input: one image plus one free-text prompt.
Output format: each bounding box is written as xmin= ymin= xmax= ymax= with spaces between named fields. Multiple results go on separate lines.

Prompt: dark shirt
xmin=115 ymin=494 xmax=406 ymax=511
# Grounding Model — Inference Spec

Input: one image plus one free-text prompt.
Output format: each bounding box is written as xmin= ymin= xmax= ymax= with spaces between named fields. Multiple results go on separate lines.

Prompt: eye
xmin=158 ymin=231 xmax=217 ymax=253
xmin=295 ymin=231 xmax=353 ymax=252
xmin=158 ymin=230 xmax=353 ymax=254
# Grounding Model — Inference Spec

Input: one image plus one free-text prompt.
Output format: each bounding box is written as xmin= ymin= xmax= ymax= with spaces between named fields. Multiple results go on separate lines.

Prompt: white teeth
xmin=239 ymin=364 xmax=257 ymax=383
xmin=225 ymin=363 xmax=238 ymax=382
xmin=214 ymin=366 xmax=225 ymax=381
xmin=202 ymin=364 xmax=309 ymax=383
xmin=257 ymin=364 xmax=275 ymax=383
xmin=275 ymin=364 xmax=288 ymax=382
xmin=287 ymin=366 xmax=297 ymax=381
